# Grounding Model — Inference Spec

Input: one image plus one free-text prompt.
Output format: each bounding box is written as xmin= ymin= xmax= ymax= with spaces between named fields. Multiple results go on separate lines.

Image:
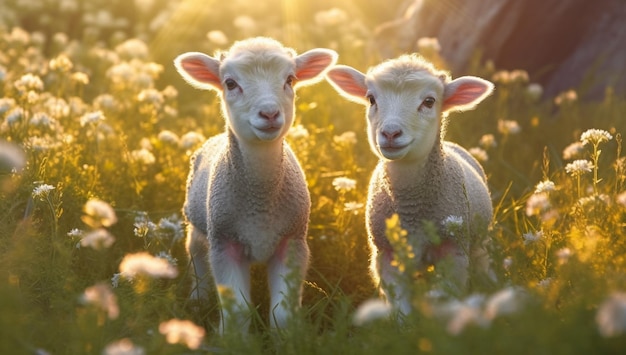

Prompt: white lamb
xmin=326 ymin=54 xmax=494 ymax=315
xmin=174 ymin=37 xmax=337 ymax=331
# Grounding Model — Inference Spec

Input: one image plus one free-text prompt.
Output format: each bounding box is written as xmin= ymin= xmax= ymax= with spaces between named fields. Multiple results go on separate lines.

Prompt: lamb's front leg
xmin=209 ymin=240 xmax=251 ymax=334
xmin=186 ymin=225 xmax=211 ymax=303
xmin=267 ymin=236 xmax=310 ymax=328
xmin=377 ymin=248 xmax=412 ymax=317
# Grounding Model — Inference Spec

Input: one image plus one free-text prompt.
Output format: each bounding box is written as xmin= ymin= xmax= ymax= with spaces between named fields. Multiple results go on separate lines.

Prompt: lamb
xmin=174 ymin=37 xmax=337 ymax=331
xmin=326 ymin=54 xmax=494 ymax=315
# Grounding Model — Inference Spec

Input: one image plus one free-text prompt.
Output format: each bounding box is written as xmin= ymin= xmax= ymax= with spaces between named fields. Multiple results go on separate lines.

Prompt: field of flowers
xmin=1 ymin=0 xmax=626 ymax=354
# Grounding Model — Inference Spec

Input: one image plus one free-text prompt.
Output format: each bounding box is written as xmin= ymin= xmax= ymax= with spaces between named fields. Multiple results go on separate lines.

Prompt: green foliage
xmin=1 ymin=0 xmax=626 ymax=353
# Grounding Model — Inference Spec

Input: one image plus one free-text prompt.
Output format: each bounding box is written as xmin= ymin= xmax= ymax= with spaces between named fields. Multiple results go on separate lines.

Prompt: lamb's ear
xmin=442 ymin=76 xmax=494 ymax=112
xmin=293 ymin=48 xmax=338 ymax=87
xmin=325 ymin=65 xmax=368 ymax=105
xmin=174 ymin=52 xmax=222 ymax=91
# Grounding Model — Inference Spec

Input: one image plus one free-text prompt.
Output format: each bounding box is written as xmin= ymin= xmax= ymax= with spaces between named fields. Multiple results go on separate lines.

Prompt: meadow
xmin=1 ymin=0 xmax=626 ymax=354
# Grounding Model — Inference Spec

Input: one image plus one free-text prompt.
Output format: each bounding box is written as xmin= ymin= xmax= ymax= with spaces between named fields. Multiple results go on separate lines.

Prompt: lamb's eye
xmin=422 ymin=97 xmax=436 ymax=109
xmin=285 ymin=75 xmax=296 ymax=87
xmin=224 ymin=78 xmax=238 ymax=91
xmin=367 ymin=95 xmax=376 ymax=106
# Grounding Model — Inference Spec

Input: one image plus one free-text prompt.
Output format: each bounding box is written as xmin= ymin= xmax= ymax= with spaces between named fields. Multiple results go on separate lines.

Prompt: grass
xmin=1 ymin=0 xmax=626 ymax=354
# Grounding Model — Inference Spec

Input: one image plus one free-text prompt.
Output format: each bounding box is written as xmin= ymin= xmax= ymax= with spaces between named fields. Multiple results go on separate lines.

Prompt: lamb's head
xmin=327 ymin=54 xmax=493 ymax=162
xmin=175 ymin=37 xmax=337 ymax=142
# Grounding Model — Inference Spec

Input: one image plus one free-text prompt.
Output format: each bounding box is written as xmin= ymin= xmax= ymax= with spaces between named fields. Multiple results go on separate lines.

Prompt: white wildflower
xmin=565 ymin=159 xmax=594 ymax=177
xmin=32 ymin=184 xmax=55 ymax=198
xmin=115 ymin=38 xmax=149 ymax=60
xmin=562 ymin=142 xmax=585 ymax=160
xmin=332 ymin=177 xmax=356 ymax=191
xmin=534 ymin=180 xmax=556 ymax=194
xmin=526 ymin=83 xmax=543 ymax=101
xmin=288 ymin=124 xmax=309 ymax=140
xmin=207 ymin=30 xmax=228 ymax=46
xmin=14 ymin=73 xmax=44 ymax=92
xmin=81 ymin=283 xmax=119 ymax=320
xmin=103 ymin=338 xmax=145 ymax=355
xmin=556 ymin=247 xmax=572 ymax=265
xmin=580 ymin=128 xmax=613 ymax=146
xmin=468 ymin=147 xmax=488 ymax=162
xmin=596 ymin=292 xmax=626 ymax=337
xmin=479 ymin=134 xmax=497 ymax=149
xmin=314 ymin=7 xmax=347 ymax=27
xmin=179 ymin=131 xmax=206 ymax=150
xmin=497 ymin=119 xmax=521 ymax=135
xmin=522 ymin=230 xmax=543 ymax=244
xmin=343 ymin=201 xmax=364 ymax=215
xmin=484 ymin=287 xmax=524 ymax=320
xmin=442 ymin=215 xmax=464 ymax=233
xmin=82 ymin=198 xmax=117 ymax=228
xmin=525 ymin=193 xmax=551 ymax=217
xmin=158 ymin=319 xmax=205 ymax=349
xmin=111 ymin=273 xmax=121 ymax=288
xmin=353 ymin=299 xmax=392 ymax=326
xmin=119 ymin=252 xmax=178 ymax=279
xmin=157 ymin=130 xmax=180 ymax=145
xmin=81 ymin=228 xmax=116 ymax=250
xmin=554 ymin=89 xmax=577 ymax=106
xmin=80 ymin=111 xmax=105 ymax=127
xmin=333 ymin=131 xmax=357 ymax=145
xmin=49 ymin=54 xmax=73 ymax=72
xmin=130 ymin=148 xmax=155 ymax=165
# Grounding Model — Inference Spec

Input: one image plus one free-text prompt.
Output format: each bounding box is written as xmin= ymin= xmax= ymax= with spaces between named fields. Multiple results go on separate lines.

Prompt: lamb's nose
xmin=381 ymin=128 xmax=402 ymax=141
xmin=259 ymin=110 xmax=280 ymax=121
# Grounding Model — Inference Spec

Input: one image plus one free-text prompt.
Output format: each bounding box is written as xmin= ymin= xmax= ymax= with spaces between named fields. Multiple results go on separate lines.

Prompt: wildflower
xmin=343 ymin=201 xmax=364 ymax=215
xmin=233 ymin=15 xmax=257 ymax=33
xmin=439 ymin=294 xmax=488 ymax=335
xmin=158 ymin=319 xmax=205 ymax=349
xmin=119 ymin=252 xmax=178 ymax=279
xmin=503 ymin=256 xmax=513 ymax=270
xmin=111 ymin=273 xmax=121 ymax=288
xmin=562 ymin=142 xmax=585 ymax=160
xmin=442 ymin=215 xmax=464 ymax=235
xmin=0 ymin=98 xmax=16 ymax=115
xmin=526 ymin=83 xmax=543 ymax=101
xmin=468 ymin=147 xmax=488 ymax=162
xmin=537 ymin=278 xmax=552 ymax=288
xmin=157 ymin=215 xmax=185 ymax=242
xmin=32 ymin=184 xmax=55 ymax=199
xmin=80 ymin=228 xmax=116 ymax=250
xmin=332 ymin=177 xmax=356 ymax=191
xmin=137 ymin=88 xmax=164 ymax=106
xmin=158 ymin=130 xmax=180 ymax=145
xmin=534 ymin=180 xmax=556 ymax=194
xmin=565 ymin=159 xmax=594 ymax=177
xmin=416 ymin=37 xmax=441 ymax=53
xmin=115 ymin=38 xmax=149 ymax=60
xmin=71 ymin=72 xmax=89 ymax=85
xmin=596 ymin=292 xmax=626 ymax=337
xmin=5 ymin=107 xmax=24 ymax=125
xmin=103 ymin=338 xmax=145 ymax=355
xmin=333 ymin=131 xmax=357 ymax=145
xmin=67 ymin=228 xmax=83 ymax=238
xmin=207 ymin=30 xmax=228 ymax=46
xmin=525 ymin=193 xmax=550 ymax=217
xmin=484 ymin=287 xmax=524 ymax=320
xmin=314 ymin=7 xmax=348 ymax=27
xmin=133 ymin=212 xmax=156 ymax=238
xmin=556 ymin=247 xmax=572 ymax=265
xmin=49 ymin=54 xmax=73 ymax=72
xmin=161 ymin=85 xmax=178 ymax=99
xmin=82 ymin=198 xmax=117 ymax=228
xmin=522 ymin=230 xmax=543 ymax=244
xmin=288 ymin=124 xmax=309 ymax=140
xmin=497 ymin=119 xmax=521 ymax=135
xmin=30 ymin=112 xmax=55 ymax=128
xmin=479 ymin=134 xmax=497 ymax=149
xmin=81 ymin=283 xmax=119 ymax=319
xmin=45 ymin=97 xmax=70 ymax=118
xmin=130 ymin=148 xmax=156 ymax=165
xmin=353 ymin=299 xmax=392 ymax=326
xmin=616 ymin=191 xmax=626 ymax=207
xmin=491 ymin=71 xmax=510 ymax=84
xmin=0 ymin=140 xmax=26 ymax=174
xmin=554 ymin=89 xmax=577 ymax=105
xmin=509 ymin=70 xmax=529 ymax=83
xmin=157 ymin=251 xmax=178 ymax=266
xmin=180 ymin=131 xmax=206 ymax=150
xmin=14 ymin=73 xmax=44 ymax=92
xmin=80 ymin=110 xmax=105 ymax=127
xmin=580 ymin=128 xmax=613 ymax=146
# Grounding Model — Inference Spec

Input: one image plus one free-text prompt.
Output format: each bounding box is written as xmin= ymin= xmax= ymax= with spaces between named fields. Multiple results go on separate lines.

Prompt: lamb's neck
xmin=384 ymin=141 xmax=444 ymax=195
xmin=228 ymin=131 xmax=285 ymax=188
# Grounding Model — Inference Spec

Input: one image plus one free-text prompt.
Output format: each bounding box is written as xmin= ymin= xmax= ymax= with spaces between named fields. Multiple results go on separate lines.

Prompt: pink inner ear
xmin=328 ymin=70 xmax=367 ymax=98
xmin=443 ymin=82 xmax=489 ymax=109
xmin=182 ymin=58 xmax=220 ymax=85
xmin=296 ymin=55 xmax=333 ymax=81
